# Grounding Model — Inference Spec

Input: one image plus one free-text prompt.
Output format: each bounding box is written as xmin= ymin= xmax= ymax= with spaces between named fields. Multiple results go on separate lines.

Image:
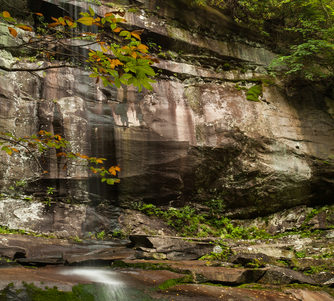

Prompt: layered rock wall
xmin=0 ymin=0 xmax=333 ymax=217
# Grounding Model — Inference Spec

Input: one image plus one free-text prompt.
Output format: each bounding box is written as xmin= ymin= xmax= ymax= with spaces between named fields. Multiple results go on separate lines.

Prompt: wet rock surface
xmin=130 ymin=235 xmax=213 ymax=260
xmin=0 ymin=232 xmax=333 ymax=299
xmin=0 ymin=234 xmax=133 ymax=266
xmin=0 ymin=198 xmax=120 ymax=238
xmin=0 ymin=0 xmax=333 ymax=215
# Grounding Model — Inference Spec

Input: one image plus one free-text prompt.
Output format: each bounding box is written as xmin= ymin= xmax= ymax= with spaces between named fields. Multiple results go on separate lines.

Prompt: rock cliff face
xmin=0 ymin=0 xmax=334 ymax=218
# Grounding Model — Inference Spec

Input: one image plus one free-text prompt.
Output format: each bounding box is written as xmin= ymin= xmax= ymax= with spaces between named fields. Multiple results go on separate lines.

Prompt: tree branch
xmin=0 ymin=136 xmax=44 ymax=172
xmin=0 ymin=64 xmax=76 ymax=72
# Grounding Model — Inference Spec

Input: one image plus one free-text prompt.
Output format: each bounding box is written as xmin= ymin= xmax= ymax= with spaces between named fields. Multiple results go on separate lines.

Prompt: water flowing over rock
xmin=0 ymin=0 xmax=333 ymax=219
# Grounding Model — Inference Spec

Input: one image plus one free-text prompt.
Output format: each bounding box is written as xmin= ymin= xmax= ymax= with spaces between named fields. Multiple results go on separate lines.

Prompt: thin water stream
xmin=58 ymin=267 xmax=160 ymax=301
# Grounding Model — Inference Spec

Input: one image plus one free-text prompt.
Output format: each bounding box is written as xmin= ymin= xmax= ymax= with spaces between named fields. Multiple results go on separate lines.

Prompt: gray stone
xmin=0 ymin=198 xmax=113 ymax=238
xmin=230 ymin=253 xmax=272 ymax=268
xmin=287 ymin=289 xmax=334 ymax=301
xmin=258 ymin=266 xmax=316 ymax=285
xmin=130 ymin=235 xmax=213 ymax=260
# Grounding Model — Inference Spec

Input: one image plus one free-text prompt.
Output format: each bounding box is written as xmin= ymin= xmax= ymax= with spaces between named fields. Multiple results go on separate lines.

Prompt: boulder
xmin=0 ymin=234 xmax=132 ymax=266
xmin=258 ymin=266 xmax=316 ymax=285
xmin=230 ymin=253 xmax=273 ymax=268
xmin=0 ymin=198 xmax=117 ymax=239
xmin=129 ymin=235 xmax=213 ymax=260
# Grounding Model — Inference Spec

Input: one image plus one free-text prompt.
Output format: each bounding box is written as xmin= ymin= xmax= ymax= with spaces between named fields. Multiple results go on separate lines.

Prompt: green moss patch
xmin=157 ymin=275 xmax=193 ymax=290
xmin=246 ymin=84 xmax=263 ymax=102
xmin=0 ymin=283 xmax=95 ymax=301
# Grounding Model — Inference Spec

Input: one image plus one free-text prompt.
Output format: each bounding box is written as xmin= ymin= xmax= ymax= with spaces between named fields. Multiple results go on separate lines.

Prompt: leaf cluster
xmin=193 ymin=0 xmax=334 ymax=81
xmin=1 ymin=8 xmax=157 ymax=91
xmin=0 ymin=131 xmax=120 ymax=185
xmin=136 ymin=202 xmax=270 ymax=239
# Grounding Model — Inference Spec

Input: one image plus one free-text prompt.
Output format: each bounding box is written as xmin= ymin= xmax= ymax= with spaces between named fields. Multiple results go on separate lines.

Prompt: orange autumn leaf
xmin=17 ymin=25 xmax=33 ymax=32
xmin=131 ymin=32 xmax=141 ymax=40
xmin=56 ymin=152 xmax=67 ymax=157
xmin=115 ymin=166 xmax=121 ymax=172
xmin=8 ymin=27 xmax=17 ymax=37
xmin=64 ymin=16 xmax=74 ymax=22
xmin=96 ymin=158 xmax=104 ymax=164
xmin=137 ymin=44 xmax=148 ymax=53
xmin=11 ymin=148 xmax=19 ymax=153
xmin=35 ymin=12 xmax=43 ymax=17
xmin=113 ymin=27 xmax=122 ymax=33
xmin=104 ymin=12 xmax=114 ymax=17
xmin=48 ymin=22 xmax=60 ymax=28
xmin=108 ymin=166 xmax=117 ymax=175
xmin=3 ymin=11 xmax=10 ymax=18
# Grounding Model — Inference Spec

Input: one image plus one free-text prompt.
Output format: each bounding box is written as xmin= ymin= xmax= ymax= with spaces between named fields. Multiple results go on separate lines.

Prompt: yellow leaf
xmin=8 ymin=27 xmax=17 ymax=37
xmin=77 ymin=16 xmax=94 ymax=26
xmin=111 ymin=59 xmax=123 ymax=66
xmin=3 ymin=11 xmax=10 ymax=18
xmin=137 ymin=44 xmax=148 ymax=53
xmin=17 ymin=25 xmax=33 ymax=32
xmin=96 ymin=159 xmax=104 ymax=164
xmin=115 ymin=166 xmax=121 ymax=172
xmin=131 ymin=32 xmax=141 ymax=40
xmin=131 ymin=52 xmax=138 ymax=58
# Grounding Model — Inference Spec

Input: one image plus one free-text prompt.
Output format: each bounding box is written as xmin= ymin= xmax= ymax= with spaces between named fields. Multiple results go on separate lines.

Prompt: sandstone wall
xmin=0 ymin=0 xmax=333 ymax=217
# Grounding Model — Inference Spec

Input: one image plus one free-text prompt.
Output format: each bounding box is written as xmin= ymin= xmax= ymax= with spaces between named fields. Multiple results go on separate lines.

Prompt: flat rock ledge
xmin=0 ymin=233 xmax=333 ymax=300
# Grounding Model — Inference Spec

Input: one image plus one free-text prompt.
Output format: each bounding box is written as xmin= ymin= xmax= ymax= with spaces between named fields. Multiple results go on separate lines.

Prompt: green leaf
xmin=77 ymin=16 xmax=94 ymax=26
xmin=106 ymin=178 xmax=116 ymax=185
xmin=119 ymin=30 xmax=130 ymax=37
xmin=89 ymin=6 xmax=95 ymax=17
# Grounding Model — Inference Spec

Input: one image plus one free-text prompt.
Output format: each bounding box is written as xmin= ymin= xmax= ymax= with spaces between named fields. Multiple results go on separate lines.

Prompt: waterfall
xmin=59 ymin=267 xmax=132 ymax=301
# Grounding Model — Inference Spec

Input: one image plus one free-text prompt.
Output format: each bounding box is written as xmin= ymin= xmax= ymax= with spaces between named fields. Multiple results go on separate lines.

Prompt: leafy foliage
xmin=193 ymin=0 xmax=334 ymax=80
xmin=0 ymin=8 xmax=157 ymax=91
xmin=136 ymin=202 xmax=270 ymax=239
xmin=0 ymin=130 xmax=120 ymax=185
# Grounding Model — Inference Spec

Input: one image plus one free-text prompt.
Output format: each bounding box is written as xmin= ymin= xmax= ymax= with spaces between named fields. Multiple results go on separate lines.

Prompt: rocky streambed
xmin=0 ymin=226 xmax=333 ymax=300
xmin=0 ymin=202 xmax=333 ymax=300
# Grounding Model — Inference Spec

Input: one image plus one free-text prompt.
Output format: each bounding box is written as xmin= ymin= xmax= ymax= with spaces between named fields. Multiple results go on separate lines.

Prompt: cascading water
xmin=59 ymin=267 xmax=153 ymax=301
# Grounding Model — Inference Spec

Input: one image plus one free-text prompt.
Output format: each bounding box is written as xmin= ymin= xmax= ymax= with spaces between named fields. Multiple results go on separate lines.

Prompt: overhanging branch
xmin=0 ymin=64 xmax=77 ymax=72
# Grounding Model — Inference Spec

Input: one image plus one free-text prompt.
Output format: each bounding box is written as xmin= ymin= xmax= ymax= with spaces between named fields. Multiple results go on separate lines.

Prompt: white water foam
xmin=59 ymin=268 xmax=130 ymax=300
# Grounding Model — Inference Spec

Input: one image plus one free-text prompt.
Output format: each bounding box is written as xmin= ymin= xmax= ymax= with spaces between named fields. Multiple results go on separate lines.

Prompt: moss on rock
xmin=246 ymin=84 xmax=263 ymax=102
